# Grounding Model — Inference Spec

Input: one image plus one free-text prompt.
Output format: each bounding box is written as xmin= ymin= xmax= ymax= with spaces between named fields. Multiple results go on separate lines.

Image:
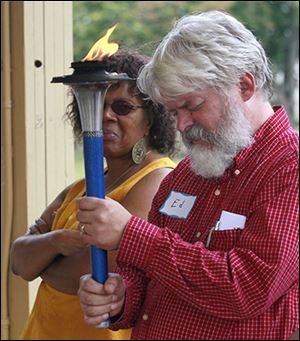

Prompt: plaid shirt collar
xmin=219 ymin=105 xmax=290 ymax=181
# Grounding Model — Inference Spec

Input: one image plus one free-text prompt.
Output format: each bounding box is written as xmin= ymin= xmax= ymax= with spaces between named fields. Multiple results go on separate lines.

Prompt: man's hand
xmin=76 ymin=197 xmax=132 ymax=250
xmin=78 ymin=273 xmax=126 ymax=325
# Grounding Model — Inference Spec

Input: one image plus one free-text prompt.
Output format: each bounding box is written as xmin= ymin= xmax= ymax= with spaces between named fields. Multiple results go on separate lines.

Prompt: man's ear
xmin=239 ymin=72 xmax=256 ymax=101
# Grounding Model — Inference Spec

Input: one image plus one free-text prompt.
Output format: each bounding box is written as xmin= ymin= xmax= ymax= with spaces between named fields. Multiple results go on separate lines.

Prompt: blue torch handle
xmin=83 ymin=134 xmax=108 ymax=283
xmin=83 ymin=134 xmax=110 ymax=328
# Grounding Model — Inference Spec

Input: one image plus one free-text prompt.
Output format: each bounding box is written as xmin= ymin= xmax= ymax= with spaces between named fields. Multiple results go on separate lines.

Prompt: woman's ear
xmin=239 ymin=72 xmax=256 ymax=101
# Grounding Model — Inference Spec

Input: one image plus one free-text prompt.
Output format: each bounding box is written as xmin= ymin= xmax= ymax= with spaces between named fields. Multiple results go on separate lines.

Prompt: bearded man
xmin=77 ymin=11 xmax=299 ymax=340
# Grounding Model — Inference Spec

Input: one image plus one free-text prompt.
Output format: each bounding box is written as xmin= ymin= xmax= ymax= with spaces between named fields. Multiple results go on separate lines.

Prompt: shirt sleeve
xmin=109 ymin=263 xmax=149 ymax=330
xmin=116 ymin=159 xmax=299 ymax=320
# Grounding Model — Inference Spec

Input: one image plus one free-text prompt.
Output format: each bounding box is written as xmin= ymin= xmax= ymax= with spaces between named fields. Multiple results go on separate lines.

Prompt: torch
xmin=52 ymin=26 xmax=132 ymax=328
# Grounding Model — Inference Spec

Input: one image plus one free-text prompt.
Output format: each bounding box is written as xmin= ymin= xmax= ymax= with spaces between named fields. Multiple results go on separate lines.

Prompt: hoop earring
xmin=132 ymin=138 xmax=147 ymax=164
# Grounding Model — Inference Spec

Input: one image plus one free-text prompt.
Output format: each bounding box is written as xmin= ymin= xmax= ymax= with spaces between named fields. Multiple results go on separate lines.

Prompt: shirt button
xmin=234 ymin=169 xmax=241 ymax=175
xmin=196 ymin=232 xmax=201 ymax=238
xmin=142 ymin=314 xmax=148 ymax=321
xmin=214 ymin=189 xmax=221 ymax=196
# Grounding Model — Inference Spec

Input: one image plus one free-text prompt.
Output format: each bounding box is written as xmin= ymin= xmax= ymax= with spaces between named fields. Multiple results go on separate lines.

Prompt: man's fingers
xmin=83 ymin=312 xmax=110 ymax=326
xmin=80 ymin=301 xmax=112 ymax=317
xmin=104 ymin=273 xmax=124 ymax=294
xmin=110 ymin=298 xmax=125 ymax=316
xmin=79 ymin=274 xmax=104 ymax=294
xmin=76 ymin=197 xmax=105 ymax=210
xmin=80 ymin=290 xmax=115 ymax=306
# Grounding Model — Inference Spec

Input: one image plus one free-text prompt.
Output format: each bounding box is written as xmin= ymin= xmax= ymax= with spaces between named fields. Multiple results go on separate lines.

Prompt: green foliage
xmin=230 ymin=1 xmax=299 ymax=72
xmin=73 ymin=1 xmax=236 ymax=59
xmin=73 ymin=1 xmax=298 ymax=71
xmin=73 ymin=1 xmax=299 ymax=127
xmin=230 ymin=1 xmax=299 ymax=127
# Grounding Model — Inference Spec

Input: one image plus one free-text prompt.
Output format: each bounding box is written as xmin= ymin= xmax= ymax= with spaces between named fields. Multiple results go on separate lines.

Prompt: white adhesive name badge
xmin=219 ymin=210 xmax=246 ymax=231
xmin=159 ymin=191 xmax=197 ymax=219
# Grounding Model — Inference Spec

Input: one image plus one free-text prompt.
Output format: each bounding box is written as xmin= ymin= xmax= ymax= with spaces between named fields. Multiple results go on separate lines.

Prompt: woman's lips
xmin=103 ymin=130 xmax=118 ymax=141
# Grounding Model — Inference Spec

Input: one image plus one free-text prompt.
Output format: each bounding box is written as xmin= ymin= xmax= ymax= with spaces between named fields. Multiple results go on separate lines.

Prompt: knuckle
xmin=86 ymin=295 xmax=96 ymax=305
xmin=85 ymin=305 xmax=97 ymax=316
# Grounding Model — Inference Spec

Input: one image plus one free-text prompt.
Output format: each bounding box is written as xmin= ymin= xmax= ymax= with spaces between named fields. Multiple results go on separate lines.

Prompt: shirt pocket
xmin=208 ymin=229 xmax=243 ymax=252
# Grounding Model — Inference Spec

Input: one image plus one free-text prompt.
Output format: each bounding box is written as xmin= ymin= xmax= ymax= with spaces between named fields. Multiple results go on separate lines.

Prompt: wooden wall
xmin=1 ymin=1 xmax=74 ymax=339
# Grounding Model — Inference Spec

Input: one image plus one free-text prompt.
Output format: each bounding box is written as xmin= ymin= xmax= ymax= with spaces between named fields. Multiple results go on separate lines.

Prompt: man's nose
xmin=176 ymin=110 xmax=193 ymax=133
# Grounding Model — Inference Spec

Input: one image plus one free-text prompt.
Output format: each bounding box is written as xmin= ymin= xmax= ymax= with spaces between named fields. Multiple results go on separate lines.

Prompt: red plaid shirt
xmin=112 ymin=106 xmax=299 ymax=340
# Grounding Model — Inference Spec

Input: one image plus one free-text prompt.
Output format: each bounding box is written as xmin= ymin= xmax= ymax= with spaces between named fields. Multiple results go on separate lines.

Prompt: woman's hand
xmin=50 ymin=229 xmax=90 ymax=256
xmin=76 ymin=197 xmax=132 ymax=250
xmin=78 ymin=273 xmax=126 ymax=325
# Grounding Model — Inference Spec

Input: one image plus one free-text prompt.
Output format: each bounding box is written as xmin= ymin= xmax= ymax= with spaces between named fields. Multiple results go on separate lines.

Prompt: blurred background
xmin=72 ymin=0 xmax=299 ymax=177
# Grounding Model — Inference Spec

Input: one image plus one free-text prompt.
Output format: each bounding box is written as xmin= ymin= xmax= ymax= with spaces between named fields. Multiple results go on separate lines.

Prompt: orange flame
xmin=82 ymin=25 xmax=119 ymax=62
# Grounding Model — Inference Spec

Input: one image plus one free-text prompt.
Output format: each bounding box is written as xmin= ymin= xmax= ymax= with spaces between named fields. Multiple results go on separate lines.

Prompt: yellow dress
xmin=19 ymin=157 xmax=176 ymax=340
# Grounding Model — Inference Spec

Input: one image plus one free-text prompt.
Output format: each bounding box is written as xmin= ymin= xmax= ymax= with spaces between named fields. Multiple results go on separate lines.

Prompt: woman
xmin=10 ymin=49 xmax=177 ymax=340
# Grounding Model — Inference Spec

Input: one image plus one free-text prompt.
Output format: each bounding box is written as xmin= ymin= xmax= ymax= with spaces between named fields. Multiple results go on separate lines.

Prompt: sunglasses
xmin=105 ymin=100 xmax=145 ymax=116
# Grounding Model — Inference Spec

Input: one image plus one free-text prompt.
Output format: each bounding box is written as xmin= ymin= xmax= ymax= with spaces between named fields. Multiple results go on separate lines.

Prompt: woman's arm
xmin=10 ymin=182 xmax=88 ymax=281
xmin=41 ymin=247 xmax=91 ymax=294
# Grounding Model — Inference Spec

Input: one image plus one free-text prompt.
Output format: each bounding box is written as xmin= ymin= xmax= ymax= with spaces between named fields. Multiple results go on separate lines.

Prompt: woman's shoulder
xmin=108 ymin=155 xmax=176 ymax=203
xmin=141 ymin=155 xmax=176 ymax=172
xmin=133 ymin=166 xmax=172 ymax=189
xmin=120 ymin=159 xmax=174 ymax=219
xmin=40 ymin=179 xmax=84 ymax=228
xmin=125 ymin=157 xmax=174 ymax=196
xmin=130 ymin=155 xmax=175 ymax=184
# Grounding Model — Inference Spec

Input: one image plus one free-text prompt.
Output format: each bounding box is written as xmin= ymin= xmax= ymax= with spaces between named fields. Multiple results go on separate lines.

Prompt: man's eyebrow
xmin=179 ymin=100 xmax=205 ymax=109
xmin=165 ymin=102 xmax=185 ymax=111
xmin=169 ymin=102 xmax=187 ymax=110
xmin=178 ymin=103 xmax=188 ymax=109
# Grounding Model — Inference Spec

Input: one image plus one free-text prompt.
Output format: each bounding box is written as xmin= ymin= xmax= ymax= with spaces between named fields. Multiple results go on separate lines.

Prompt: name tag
xmin=159 ymin=191 xmax=197 ymax=219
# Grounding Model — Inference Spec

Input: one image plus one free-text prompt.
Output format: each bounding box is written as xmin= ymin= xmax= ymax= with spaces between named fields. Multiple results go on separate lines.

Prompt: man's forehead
xmin=165 ymin=90 xmax=205 ymax=108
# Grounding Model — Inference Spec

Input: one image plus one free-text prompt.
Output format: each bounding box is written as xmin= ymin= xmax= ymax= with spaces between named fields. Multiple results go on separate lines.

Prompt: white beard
xmin=182 ymin=98 xmax=253 ymax=178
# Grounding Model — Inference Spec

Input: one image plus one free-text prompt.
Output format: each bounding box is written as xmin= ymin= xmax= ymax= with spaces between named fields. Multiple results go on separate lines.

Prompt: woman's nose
xmin=103 ymin=104 xmax=117 ymax=121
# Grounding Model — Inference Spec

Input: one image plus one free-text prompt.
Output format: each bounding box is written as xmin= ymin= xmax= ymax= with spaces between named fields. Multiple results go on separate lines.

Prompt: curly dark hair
xmin=65 ymin=48 xmax=177 ymax=155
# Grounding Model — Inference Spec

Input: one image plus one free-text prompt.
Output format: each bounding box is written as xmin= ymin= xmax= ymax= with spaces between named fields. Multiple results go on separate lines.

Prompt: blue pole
xmin=83 ymin=132 xmax=109 ymax=327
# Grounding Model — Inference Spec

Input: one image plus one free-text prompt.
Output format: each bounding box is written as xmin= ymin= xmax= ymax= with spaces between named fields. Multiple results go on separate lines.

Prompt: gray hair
xmin=138 ymin=10 xmax=273 ymax=104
